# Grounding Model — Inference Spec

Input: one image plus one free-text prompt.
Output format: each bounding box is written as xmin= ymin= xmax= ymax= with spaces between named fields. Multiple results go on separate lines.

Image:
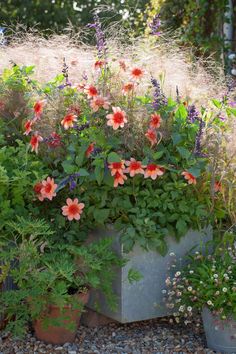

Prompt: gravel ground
xmin=0 ymin=317 xmax=218 ymax=354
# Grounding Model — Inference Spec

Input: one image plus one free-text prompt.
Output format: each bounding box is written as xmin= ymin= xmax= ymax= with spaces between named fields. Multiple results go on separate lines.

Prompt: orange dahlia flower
xmin=114 ymin=171 xmax=127 ymax=188
xmin=90 ymin=96 xmax=110 ymax=112
xmin=145 ymin=129 xmax=157 ymax=146
xmin=131 ymin=67 xmax=144 ymax=80
xmin=84 ymin=85 xmax=98 ymax=98
xmin=125 ymin=158 xmax=146 ymax=177
xmin=182 ymin=171 xmax=197 ymax=185
xmin=122 ymin=82 xmax=135 ymax=95
xmin=33 ymin=182 xmax=45 ymax=201
xmin=62 ymin=198 xmax=85 ymax=221
xmin=106 ymin=107 xmax=127 ymax=130
xmin=108 ymin=161 xmax=125 ymax=176
xmin=30 ymin=132 xmax=43 ymax=154
xmin=24 ymin=120 xmax=33 ymax=136
xmin=41 ymin=177 xmax=58 ymax=200
xmin=144 ymin=164 xmax=165 ymax=180
xmin=149 ymin=114 xmax=161 ymax=129
xmin=34 ymin=100 xmax=46 ymax=118
xmin=61 ymin=113 xmax=77 ymax=130
xmin=86 ymin=143 xmax=95 ymax=157
xmin=94 ymin=60 xmax=106 ymax=69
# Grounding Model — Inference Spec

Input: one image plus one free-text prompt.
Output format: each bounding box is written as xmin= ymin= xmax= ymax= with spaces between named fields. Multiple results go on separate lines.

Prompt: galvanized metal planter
xmin=88 ymin=226 xmax=212 ymax=323
xmin=202 ymin=307 xmax=236 ymax=353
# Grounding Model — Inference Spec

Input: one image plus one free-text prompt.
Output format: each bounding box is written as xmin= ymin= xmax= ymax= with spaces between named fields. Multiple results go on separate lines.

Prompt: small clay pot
xmin=34 ymin=291 xmax=89 ymax=344
xmin=0 ymin=315 xmax=7 ymax=330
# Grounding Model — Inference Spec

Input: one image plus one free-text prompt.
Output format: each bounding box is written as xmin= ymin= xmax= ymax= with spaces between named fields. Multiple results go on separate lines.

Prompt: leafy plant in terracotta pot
xmin=0 ymin=217 xmax=123 ymax=343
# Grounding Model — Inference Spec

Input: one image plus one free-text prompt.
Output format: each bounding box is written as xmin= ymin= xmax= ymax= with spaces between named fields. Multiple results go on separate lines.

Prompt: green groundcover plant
xmin=163 ymin=240 xmax=236 ymax=324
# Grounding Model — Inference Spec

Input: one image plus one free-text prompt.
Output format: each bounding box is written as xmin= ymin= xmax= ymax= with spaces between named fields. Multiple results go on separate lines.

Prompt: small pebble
xmin=0 ymin=317 xmax=212 ymax=353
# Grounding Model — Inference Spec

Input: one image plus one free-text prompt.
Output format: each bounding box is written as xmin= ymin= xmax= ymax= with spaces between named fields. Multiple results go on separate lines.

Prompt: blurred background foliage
xmin=0 ymin=0 xmax=148 ymax=33
xmin=141 ymin=0 xmax=236 ymax=59
xmin=0 ymin=0 xmax=236 ymax=60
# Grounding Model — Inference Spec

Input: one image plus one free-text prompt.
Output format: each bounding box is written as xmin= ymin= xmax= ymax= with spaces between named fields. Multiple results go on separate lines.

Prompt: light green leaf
xmin=176 ymin=219 xmax=187 ymax=236
xmin=172 ymin=133 xmax=182 ymax=145
xmin=93 ymin=209 xmax=110 ymax=224
xmin=188 ymin=167 xmax=201 ymax=177
xmin=153 ymin=151 xmax=164 ymax=159
xmin=107 ymin=152 xmax=121 ymax=163
xmin=176 ymin=146 xmax=191 ymax=159
xmin=78 ymin=168 xmax=89 ymax=177
xmin=94 ymin=165 xmax=104 ymax=185
xmin=175 ymin=104 xmax=188 ymax=120
xmin=62 ymin=161 xmax=75 ymax=174
xmin=211 ymin=99 xmax=221 ymax=109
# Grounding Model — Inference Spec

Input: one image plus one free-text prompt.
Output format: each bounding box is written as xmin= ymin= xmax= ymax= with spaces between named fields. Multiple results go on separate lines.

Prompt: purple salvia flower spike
xmin=151 ymin=77 xmax=167 ymax=110
xmin=88 ymin=14 xmax=107 ymax=59
xmin=149 ymin=14 xmax=161 ymax=36
xmin=187 ymin=105 xmax=199 ymax=123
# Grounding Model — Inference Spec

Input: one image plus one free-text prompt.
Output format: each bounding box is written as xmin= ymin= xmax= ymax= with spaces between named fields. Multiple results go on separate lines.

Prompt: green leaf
xmin=227 ymin=107 xmax=236 ymax=117
xmin=176 ymin=219 xmax=187 ymax=236
xmin=175 ymin=104 xmax=188 ymax=120
xmin=107 ymin=152 xmax=121 ymax=163
xmin=153 ymin=151 xmax=164 ymax=160
xmin=75 ymin=145 xmax=88 ymax=167
xmin=127 ymin=268 xmax=143 ymax=284
xmin=172 ymin=133 xmax=182 ymax=145
xmin=94 ymin=165 xmax=104 ymax=186
xmin=141 ymin=157 xmax=149 ymax=165
xmin=62 ymin=161 xmax=75 ymax=174
xmin=153 ymin=238 xmax=168 ymax=256
xmin=135 ymin=96 xmax=151 ymax=104
xmin=188 ymin=167 xmax=201 ymax=177
xmin=176 ymin=146 xmax=191 ymax=159
xmin=167 ymin=97 xmax=177 ymax=110
xmin=93 ymin=209 xmax=110 ymax=224
xmin=92 ymin=158 xmax=104 ymax=167
xmin=93 ymin=131 xmax=107 ymax=146
xmin=78 ymin=168 xmax=89 ymax=177
xmin=24 ymin=65 xmax=35 ymax=75
xmin=211 ymin=99 xmax=221 ymax=109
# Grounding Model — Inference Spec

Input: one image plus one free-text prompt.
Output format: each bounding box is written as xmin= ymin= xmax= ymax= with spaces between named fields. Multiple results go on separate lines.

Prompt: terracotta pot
xmin=34 ymin=291 xmax=89 ymax=344
xmin=0 ymin=315 xmax=7 ymax=330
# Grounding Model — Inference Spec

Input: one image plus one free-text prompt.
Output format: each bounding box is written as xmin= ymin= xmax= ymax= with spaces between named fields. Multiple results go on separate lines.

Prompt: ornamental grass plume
xmin=0 ymin=25 xmax=228 ymax=160
xmin=203 ymin=99 xmax=236 ymax=230
xmin=0 ymin=26 xmax=226 ymax=105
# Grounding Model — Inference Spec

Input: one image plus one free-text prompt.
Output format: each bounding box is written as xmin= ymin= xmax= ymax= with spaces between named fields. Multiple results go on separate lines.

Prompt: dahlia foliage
xmin=1 ymin=22 xmax=235 ymax=254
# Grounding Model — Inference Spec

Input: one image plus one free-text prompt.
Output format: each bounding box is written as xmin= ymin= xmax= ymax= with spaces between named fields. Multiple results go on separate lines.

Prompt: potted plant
xmin=0 ymin=217 xmax=122 ymax=344
xmin=163 ymin=237 xmax=236 ymax=353
xmin=0 ymin=16 xmax=235 ymax=323
xmin=0 ymin=62 xmax=220 ymax=322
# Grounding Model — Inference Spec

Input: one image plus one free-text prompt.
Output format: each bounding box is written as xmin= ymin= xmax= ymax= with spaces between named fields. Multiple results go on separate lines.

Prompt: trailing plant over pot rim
xmin=33 ymin=291 xmax=90 ymax=345
xmin=163 ymin=237 xmax=236 ymax=351
xmin=163 ymin=237 xmax=236 ymax=323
